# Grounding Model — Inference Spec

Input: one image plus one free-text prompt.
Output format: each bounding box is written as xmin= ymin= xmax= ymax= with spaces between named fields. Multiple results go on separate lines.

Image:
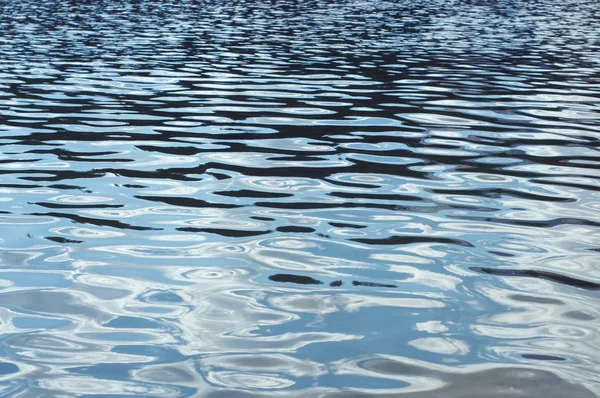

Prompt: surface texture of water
xmin=1 ymin=0 xmax=599 ymax=396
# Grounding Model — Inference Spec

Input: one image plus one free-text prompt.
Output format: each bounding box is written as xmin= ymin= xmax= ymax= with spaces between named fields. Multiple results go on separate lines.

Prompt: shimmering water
xmin=1 ymin=0 xmax=599 ymax=396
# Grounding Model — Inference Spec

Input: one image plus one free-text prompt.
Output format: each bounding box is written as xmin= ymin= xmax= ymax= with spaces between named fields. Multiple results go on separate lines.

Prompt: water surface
xmin=0 ymin=0 xmax=599 ymax=396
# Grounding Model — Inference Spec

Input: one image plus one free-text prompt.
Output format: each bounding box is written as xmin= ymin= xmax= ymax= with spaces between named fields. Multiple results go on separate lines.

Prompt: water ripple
xmin=1 ymin=0 xmax=599 ymax=396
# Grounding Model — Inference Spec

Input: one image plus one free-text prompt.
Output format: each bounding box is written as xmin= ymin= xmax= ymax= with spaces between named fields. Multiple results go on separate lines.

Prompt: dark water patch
xmin=215 ymin=190 xmax=294 ymax=199
xmin=276 ymin=226 xmax=315 ymax=233
xmin=456 ymin=216 xmax=600 ymax=229
xmin=102 ymin=168 xmax=204 ymax=181
xmin=352 ymin=281 xmax=398 ymax=288
xmin=31 ymin=202 xmax=124 ymax=209
xmin=562 ymin=311 xmax=595 ymax=321
xmin=255 ymin=201 xmax=408 ymax=211
xmin=119 ymin=184 xmax=148 ymax=189
xmin=522 ymin=354 xmax=566 ymax=361
xmin=0 ymin=184 xmax=43 ymax=188
xmin=134 ymin=195 xmax=242 ymax=209
xmin=268 ymin=274 xmax=397 ymax=289
xmin=48 ymin=184 xmax=91 ymax=190
xmin=353 ymin=236 xmax=474 ymax=247
xmin=45 ymin=236 xmax=84 ymax=244
xmin=488 ymin=251 xmax=516 ymax=258
xmin=508 ymin=294 xmax=563 ymax=305
xmin=328 ymin=222 xmax=367 ymax=229
xmin=269 ymin=274 xmax=323 ymax=285
xmin=250 ymin=216 xmax=275 ymax=222
xmin=329 ymin=192 xmax=423 ymax=202
xmin=428 ymin=188 xmax=577 ymax=203
xmin=177 ymin=227 xmax=272 ymax=238
xmin=471 ymin=267 xmax=600 ymax=290
xmin=135 ymin=145 xmax=205 ymax=156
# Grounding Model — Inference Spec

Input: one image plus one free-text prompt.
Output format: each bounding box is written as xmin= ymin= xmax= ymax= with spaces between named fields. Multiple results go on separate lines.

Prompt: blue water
xmin=0 ymin=0 xmax=599 ymax=396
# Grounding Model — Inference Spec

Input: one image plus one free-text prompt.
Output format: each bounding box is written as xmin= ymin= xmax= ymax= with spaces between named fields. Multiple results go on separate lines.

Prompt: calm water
xmin=0 ymin=0 xmax=599 ymax=396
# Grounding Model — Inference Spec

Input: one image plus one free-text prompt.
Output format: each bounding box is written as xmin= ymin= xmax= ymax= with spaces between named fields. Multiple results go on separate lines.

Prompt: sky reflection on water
xmin=1 ymin=0 xmax=600 ymax=396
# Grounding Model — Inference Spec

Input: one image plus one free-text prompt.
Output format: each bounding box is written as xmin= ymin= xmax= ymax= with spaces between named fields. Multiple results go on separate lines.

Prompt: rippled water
xmin=1 ymin=0 xmax=599 ymax=396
